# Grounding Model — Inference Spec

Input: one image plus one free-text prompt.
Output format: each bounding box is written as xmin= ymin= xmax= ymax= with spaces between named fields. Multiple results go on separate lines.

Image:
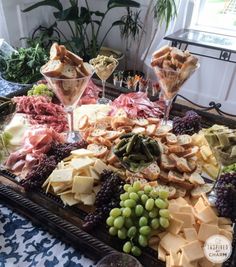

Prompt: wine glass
xmin=41 ymin=63 xmax=94 ymax=143
xmin=153 ymin=64 xmax=199 ymax=125
xmin=205 ymin=128 xmax=236 ymax=205
xmin=90 ymin=56 xmax=118 ymax=104
xmin=97 ymin=252 xmax=143 ymax=267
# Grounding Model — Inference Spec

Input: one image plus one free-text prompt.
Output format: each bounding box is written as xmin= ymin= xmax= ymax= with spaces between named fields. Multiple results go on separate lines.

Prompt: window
xmin=191 ymin=0 xmax=236 ymax=36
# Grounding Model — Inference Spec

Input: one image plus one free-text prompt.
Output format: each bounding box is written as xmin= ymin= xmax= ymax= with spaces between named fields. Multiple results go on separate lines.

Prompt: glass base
xmin=97 ymin=97 xmax=111 ymax=105
xmin=207 ymin=190 xmax=217 ymax=206
xmin=66 ymin=131 xmax=83 ymax=143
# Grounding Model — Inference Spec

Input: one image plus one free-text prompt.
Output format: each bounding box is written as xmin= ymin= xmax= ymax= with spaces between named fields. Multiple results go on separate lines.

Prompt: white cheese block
xmin=172 ymin=212 xmax=195 ymax=228
xmin=218 ymin=217 xmax=232 ymax=225
xmin=72 ymin=176 xmax=94 ymax=194
xmin=160 ymin=233 xmax=187 ymax=254
xmin=167 ymin=217 xmax=184 ymax=235
xmin=195 ymin=206 xmax=218 ymax=224
xmin=157 ymin=245 xmax=167 ymax=262
xmin=50 ymin=168 xmax=74 ymax=183
xmin=71 ymin=148 xmax=94 ymax=157
xmin=181 ymin=240 xmax=204 ymax=262
xmin=70 ymin=157 xmax=95 ymax=170
xmin=93 ymin=159 xmax=110 ymax=174
xmin=89 ymin=166 xmax=100 ymax=180
xmin=197 ymin=223 xmax=219 ymax=242
xmin=179 ymin=252 xmax=198 ymax=267
xmin=183 ymin=228 xmax=198 ymax=242
xmin=170 ymin=250 xmax=180 ymax=266
xmin=80 ymin=193 xmax=96 ymax=205
xmin=60 ymin=193 xmax=79 ymax=206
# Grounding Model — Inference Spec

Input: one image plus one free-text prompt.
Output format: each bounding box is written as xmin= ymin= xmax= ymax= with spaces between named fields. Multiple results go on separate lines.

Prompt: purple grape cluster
xmin=215 ymin=172 xmax=236 ymax=220
xmin=83 ymin=171 xmax=125 ymax=231
xmin=21 ymin=155 xmax=57 ymax=190
xmin=21 ymin=140 xmax=87 ymax=191
xmin=172 ymin=110 xmax=202 ymax=135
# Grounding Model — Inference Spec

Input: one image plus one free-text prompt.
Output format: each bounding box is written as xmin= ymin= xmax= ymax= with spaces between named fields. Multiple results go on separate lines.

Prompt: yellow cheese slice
xmin=70 ymin=157 xmax=95 ymax=170
xmin=80 ymin=193 xmax=96 ymax=205
xmin=218 ymin=217 xmax=232 ymax=225
xmin=183 ymin=228 xmax=198 ymax=242
xmin=167 ymin=217 xmax=184 ymax=235
xmin=172 ymin=212 xmax=195 ymax=228
xmin=72 ymin=176 xmax=94 ymax=194
xmin=181 ymin=240 xmax=204 ymax=262
xmin=179 ymin=252 xmax=198 ymax=267
xmin=50 ymin=168 xmax=74 ymax=183
xmin=197 ymin=223 xmax=219 ymax=242
xmin=89 ymin=166 xmax=100 ymax=180
xmin=219 ymin=229 xmax=233 ymax=241
xmin=160 ymin=233 xmax=187 ymax=254
xmin=93 ymin=159 xmax=110 ymax=174
xmin=195 ymin=206 xmax=218 ymax=223
xmin=199 ymin=257 xmax=214 ymax=267
xmin=170 ymin=250 xmax=180 ymax=266
xmin=71 ymin=148 xmax=94 ymax=157
xmin=60 ymin=193 xmax=79 ymax=206
xmin=157 ymin=245 xmax=166 ymax=262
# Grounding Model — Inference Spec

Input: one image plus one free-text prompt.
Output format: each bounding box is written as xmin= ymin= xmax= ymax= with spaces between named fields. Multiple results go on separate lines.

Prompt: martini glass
xmin=90 ymin=58 xmax=118 ymax=104
xmin=153 ymin=64 xmax=199 ymax=125
xmin=41 ymin=63 xmax=94 ymax=143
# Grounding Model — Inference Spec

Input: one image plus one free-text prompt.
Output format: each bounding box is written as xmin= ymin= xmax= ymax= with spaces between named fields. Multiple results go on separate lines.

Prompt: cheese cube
xmin=60 ymin=193 xmax=79 ymax=206
xmin=181 ymin=240 xmax=204 ymax=262
xmin=160 ymin=233 xmax=187 ymax=254
xmin=197 ymin=223 xmax=219 ymax=242
xmin=195 ymin=206 xmax=218 ymax=223
xmin=71 ymin=148 xmax=94 ymax=157
xmin=199 ymin=257 xmax=214 ymax=267
xmin=183 ymin=228 xmax=198 ymax=242
xmin=50 ymin=168 xmax=74 ymax=183
xmin=70 ymin=157 xmax=94 ymax=170
xmin=168 ymin=203 xmax=181 ymax=213
xmin=172 ymin=212 xmax=195 ymax=228
xmin=72 ymin=176 xmax=94 ymax=194
xmin=158 ymin=245 xmax=167 ymax=262
xmin=179 ymin=252 xmax=197 ymax=267
xmin=168 ymin=217 xmax=184 ymax=235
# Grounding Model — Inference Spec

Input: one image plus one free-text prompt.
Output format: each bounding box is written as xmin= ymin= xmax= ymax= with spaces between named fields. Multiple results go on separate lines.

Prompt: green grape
xmin=124 ymin=184 xmax=131 ymax=192
xmin=139 ymin=217 xmax=148 ymax=227
xmin=114 ymin=216 xmax=125 ymax=229
xmin=144 ymin=185 xmax=152 ymax=194
xmin=125 ymin=218 xmax=133 ymax=228
xmin=109 ymin=227 xmax=118 ymax=236
xmin=106 ymin=216 xmax=114 ymax=227
xmin=118 ymin=227 xmax=127 ymax=239
xmin=158 ymin=190 xmax=169 ymax=199
xmin=135 ymin=205 xmax=144 ymax=217
xmin=122 ymin=207 xmax=132 ymax=217
xmin=149 ymin=209 xmax=158 ymax=218
xmin=110 ymin=208 xmax=121 ymax=218
xmin=127 ymin=226 xmax=137 ymax=238
xmin=155 ymin=198 xmax=168 ymax=209
xmin=139 ymin=226 xmax=151 ymax=236
xmin=137 ymin=190 xmax=144 ymax=197
xmin=159 ymin=209 xmax=170 ymax=218
xmin=124 ymin=199 xmax=136 ymax=208
xmin=159 ymin=217 xmax=170 ymax=228
xmin=149 ymin=190 xmax=159 ymax=198
xmin=123 ymin=241 xmax=132 ymax=253
xmin=120 ymin=201 xmax=124 ymax=207
xmin=151 ymin=218 xmax=160 ymax=229
xmin=120 ymin=192 xmax=129 ymax=201
xmin=138 ymin=234 xmax=148 ymax=247
xmin=129 ymin=192 xmax=139 ymax=201
xmin=145 ymin=199 xmax=154 ymax=211
xmin=128 ymin=187 xmax=135 ymax=193
xmin=141 ymin=194 xmax=148 ymax=204
xmin=131 ymin=246 xmax=141 ymax=257
xmin=133 ymin=181 xmax=141 ymax=191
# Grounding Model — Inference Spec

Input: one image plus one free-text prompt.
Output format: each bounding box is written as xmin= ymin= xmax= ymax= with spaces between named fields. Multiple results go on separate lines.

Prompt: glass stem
xmin=163 ymin=99 xmax=173 ymax=125
xmin=67 ymin=109 xmax=74 ymax=132
xmin=102 ymin=80 xmax=106 ymax=98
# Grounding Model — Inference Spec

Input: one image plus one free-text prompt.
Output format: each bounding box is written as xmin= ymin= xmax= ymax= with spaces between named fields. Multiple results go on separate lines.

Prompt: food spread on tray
xmin=1 ymin=44 xmax=235 ymax=267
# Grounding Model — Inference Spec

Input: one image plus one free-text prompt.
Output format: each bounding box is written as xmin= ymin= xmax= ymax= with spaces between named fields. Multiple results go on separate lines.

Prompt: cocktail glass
xmin=153 ymin=64 xmax=199 ymax=125
xmin=41 ymin=63 xmax=94 ymax=143
xmin=97 ymin=252 xmax=143 ymax=267
xmin=90 ymin=59 xmax=118 ymax=104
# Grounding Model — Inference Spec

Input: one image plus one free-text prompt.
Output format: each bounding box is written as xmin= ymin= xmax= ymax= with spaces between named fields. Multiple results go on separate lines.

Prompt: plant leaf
xmin=79 ymin=7 xmax=92 ymax=24
xmin=93 ymin=11 xmax=105 ymax=17
xmin=107 ymin=0 xmax=140 ymax=10
xmin=112 ymin=20 xmax=126 ymax=27
xmin=54 ymin=6 xmax=78 ymax=21
xmin=22 ymin=0 xmax=63 ymax=12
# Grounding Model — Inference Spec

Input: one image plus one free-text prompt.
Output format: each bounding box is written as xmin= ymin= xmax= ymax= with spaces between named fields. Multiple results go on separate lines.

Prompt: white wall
xmin=1 ymin=0 xmax=236 ymax=114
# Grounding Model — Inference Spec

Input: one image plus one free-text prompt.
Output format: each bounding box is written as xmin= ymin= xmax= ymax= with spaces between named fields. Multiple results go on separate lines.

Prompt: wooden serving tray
xmin=0 ymin=81 xmax=236 ymax=266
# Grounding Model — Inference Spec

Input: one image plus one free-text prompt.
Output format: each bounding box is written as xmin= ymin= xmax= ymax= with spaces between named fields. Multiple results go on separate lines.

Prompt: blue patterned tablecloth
xmin=0 ymin=204 xmax=96 ymax=267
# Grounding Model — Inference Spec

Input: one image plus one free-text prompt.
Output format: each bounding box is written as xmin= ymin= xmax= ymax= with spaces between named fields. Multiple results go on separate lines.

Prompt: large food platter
xmin=0 ymin=81 xmax=236 ymax=267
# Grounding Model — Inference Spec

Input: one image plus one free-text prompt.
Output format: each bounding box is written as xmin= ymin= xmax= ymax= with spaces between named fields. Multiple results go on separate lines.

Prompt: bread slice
xmin=177 ymin=135 xmax=192 ymax=146
xmin=168 ymin=170 xmax=185 ymax=183
xmin=59 ymin=45 xmax=67 ymax=60
xmin=50 ymin=43 xmax=60 ymax=60
xmin=161 ymin=154 xmax=176 ymax=170
xmin=189 ymin=172 xmax=205 ymax=185
xmin=87 ymin=144 xmax=108 ymax=158
xmin=166 ymin=133 xmax=178 ymax=144
xmin=191 ymin=183 xmax=213 ymax=198
xmin=61 ymin=64 xmax=77 ymax=78
xmin=41 ymin=60 xmax=64 ymax=77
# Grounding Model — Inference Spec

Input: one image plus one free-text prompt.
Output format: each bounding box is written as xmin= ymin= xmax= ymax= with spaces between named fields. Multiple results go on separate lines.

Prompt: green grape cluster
xmin=106 ymin=181 xmax=170 ymax=257
xmin=27 ymin=84 xmax=54 ymax=98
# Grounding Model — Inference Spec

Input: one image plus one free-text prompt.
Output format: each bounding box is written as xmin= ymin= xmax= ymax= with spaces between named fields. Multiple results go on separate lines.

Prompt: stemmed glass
xmin=41 ymin=63 xmax=94 ymax=143
xmin=90 ymin=56 xmax=118 ymax=104
xmin=153 ymin=64 xmax=199 ymax=125
xmin=205 ymin=128 xmax=236 ymax=205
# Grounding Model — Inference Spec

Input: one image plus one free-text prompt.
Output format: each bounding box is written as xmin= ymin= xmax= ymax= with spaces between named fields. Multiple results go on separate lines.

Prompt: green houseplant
xmin=22 ymin=0 xmax=140 ymax=60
